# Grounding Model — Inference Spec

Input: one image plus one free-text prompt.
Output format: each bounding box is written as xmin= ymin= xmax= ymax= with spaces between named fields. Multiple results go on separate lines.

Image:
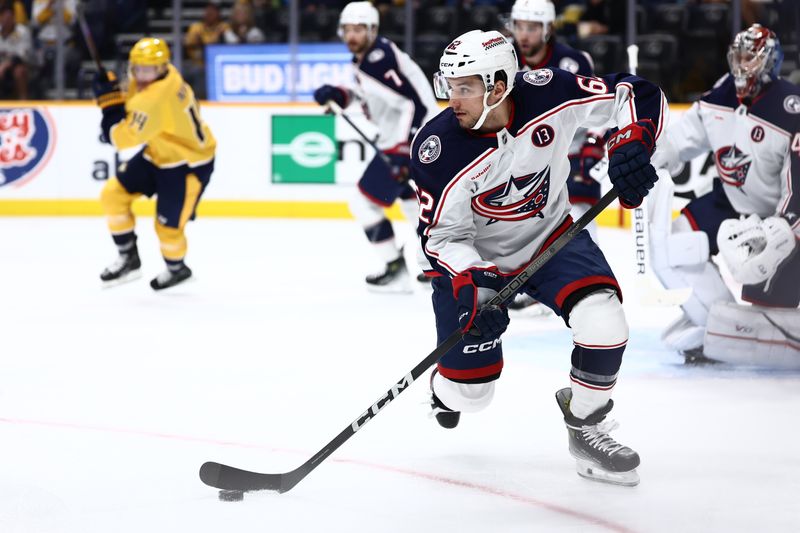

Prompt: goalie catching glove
xmin=452 ymin=268 xmax=510 ymax=338
xmin=606 ymin=120 xmax=659 ymax=208
xmin=718 ymin=214 xmax=797 ymax=285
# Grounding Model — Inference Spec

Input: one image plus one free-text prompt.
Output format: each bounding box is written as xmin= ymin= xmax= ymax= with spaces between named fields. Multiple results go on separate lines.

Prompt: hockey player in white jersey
xmin=412 ymin=30 xmax=668 ymax=485
xmin=650 ymin=24 xmax=799 ymax=367
xmin=313 ymin=1 xmax=439 ymax=292
xmin=506 ymin=0 xmax=605 ymax=313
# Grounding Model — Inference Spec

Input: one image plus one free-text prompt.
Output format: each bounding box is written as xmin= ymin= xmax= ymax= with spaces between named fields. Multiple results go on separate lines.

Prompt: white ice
xmin=1 ymin=217 xmax=798 ymax=533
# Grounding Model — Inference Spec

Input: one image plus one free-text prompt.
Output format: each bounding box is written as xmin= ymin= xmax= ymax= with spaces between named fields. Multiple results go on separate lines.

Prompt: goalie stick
xmin=199 ymin=187 xmax=620 ymax=494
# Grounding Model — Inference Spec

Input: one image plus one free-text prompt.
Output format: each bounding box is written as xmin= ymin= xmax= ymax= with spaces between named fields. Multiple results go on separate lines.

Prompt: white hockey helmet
xmin=510 ymin=0 xmax=556 ymax=43
xmin=434 ymin=30 xmax=518 ymax=130
xmin=338 ymin=1 xmax=379 ymax=39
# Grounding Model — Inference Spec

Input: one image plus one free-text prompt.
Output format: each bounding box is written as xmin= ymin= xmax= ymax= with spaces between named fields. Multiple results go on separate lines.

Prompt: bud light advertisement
xmin=206 ymin=43 xmax=353 ymax=102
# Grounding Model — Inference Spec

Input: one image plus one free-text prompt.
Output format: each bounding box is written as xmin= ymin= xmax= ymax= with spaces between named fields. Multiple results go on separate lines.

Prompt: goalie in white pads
xmin=312 ymin=2 xmax=439 ymax=293
xmin=650 ymin=24 xmax=800 ymax=367
xmin=413 ymin=30 xmax=668 ymax=486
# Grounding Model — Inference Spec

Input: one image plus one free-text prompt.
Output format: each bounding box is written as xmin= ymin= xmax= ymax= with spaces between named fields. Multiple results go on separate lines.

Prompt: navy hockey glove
xmin=607 ymin=120 xmax=658 ymax=208
xmin=93 ymin=71 xmax=125 ymax=144
xmin=452 ymin=268 xmax=510 ymax=338
xmin=382 ymin=144 xmax=411 ymax=183
xmin=578 ymin=133 xmax=605 ymax=180
xmin=313 ymin=84 xmax=348 ymax=108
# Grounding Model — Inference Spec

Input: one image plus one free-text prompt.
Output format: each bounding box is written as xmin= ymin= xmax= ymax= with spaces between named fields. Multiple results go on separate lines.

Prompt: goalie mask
xmin=727 ymin=24 xmax=783 ymax=100
xmin=434 ymin=30 xmax=518 ymax=130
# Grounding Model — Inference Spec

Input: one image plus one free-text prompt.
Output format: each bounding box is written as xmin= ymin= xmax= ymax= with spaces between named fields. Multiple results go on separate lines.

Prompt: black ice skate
xmin=100 ymin=249 xmax=141 ymax=287
xmin=555 ymin=387 xmax=640 ymax=486
xmin=150 ymin=264 xmax=192 ymax=291
xmin=430 ymin=369 xmax=460 ymax=429
xmin=365 ymin=255 xmax=411 ymax=293
xmin=681 ymin=347 xmax=720 ymax=366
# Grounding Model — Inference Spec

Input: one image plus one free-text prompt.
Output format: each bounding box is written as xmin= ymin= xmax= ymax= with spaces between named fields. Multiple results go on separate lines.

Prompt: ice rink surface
xmin=1 ymin=216 xmax=798 ymax=533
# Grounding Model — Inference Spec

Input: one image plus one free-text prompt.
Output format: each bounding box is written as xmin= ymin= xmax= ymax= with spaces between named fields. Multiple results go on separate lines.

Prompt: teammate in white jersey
xmin=650 ymin=24 xmax=799 ymax=367
xmin=313 ymin=1 xmax=439 ymax=293
xmin=411 ymin=30 xmax=667 ymax=486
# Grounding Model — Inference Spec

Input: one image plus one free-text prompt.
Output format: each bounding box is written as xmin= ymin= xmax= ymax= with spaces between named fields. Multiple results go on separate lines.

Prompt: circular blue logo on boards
xmin=0 ymin=108 xmax=55 ymax=187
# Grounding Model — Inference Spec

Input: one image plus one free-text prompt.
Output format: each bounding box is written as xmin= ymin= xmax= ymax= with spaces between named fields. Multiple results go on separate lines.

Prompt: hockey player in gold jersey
xmin=93 ymin=37 xmax=216 ymax=290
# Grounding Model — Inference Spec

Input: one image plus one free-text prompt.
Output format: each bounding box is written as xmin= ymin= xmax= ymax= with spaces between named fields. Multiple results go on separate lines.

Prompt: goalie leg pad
xmin=652 ymin=214 xmax=734 ymax=328
xmin=431 ymin=370 xmax=495 ymax=413
xmin=704 ymin=302 xmax=800 ymax=369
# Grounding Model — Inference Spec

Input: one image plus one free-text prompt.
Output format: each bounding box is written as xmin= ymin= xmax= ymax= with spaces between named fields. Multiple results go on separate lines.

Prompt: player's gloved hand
xmin=92 ymin=70 xmax=124 ymax=110
xmin=607 ymin=120 xmax=658 ymax=208
xmin=452 ymin=268 xmax=510 ymax=338
xmin=313 ymin=84 xmax=348 ymax=108
xmin=382 ymin=144 xmax=411 ymax=183
xmin=92 ymin=70 xmax=125 ymax=144
xmin=718 ymin=214 xmax=797 ymax=285
xmin=578 ymin=133 xmax=605 ymax=180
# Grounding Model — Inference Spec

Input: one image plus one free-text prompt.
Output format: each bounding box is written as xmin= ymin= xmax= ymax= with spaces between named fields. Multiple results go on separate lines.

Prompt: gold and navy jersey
xmin=111 ymin=64 xmax=216 ymax=168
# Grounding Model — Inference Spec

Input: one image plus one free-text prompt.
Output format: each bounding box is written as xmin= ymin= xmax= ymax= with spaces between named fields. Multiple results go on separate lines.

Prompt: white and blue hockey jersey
xmin=652 ymin=74 xmax=800 ymax=238
xmin=346 ymin=36 xmax=440 ymax=152
xmin=410 ymin=68 xmax=668 ymax=276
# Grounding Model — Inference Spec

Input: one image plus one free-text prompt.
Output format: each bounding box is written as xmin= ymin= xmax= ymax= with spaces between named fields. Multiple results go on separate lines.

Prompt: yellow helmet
xmin=129 ymin=37 xmax=171 ymax=67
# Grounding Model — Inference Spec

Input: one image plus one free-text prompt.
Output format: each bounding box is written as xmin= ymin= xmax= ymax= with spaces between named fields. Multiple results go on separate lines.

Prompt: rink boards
xmin=0 ymin=101 xmax=704 ymax=226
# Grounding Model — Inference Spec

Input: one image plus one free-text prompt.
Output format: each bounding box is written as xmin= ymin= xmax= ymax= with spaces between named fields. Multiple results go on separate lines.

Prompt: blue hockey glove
xmin=313 ymin=84 xmax=348 ymax=107
xmin=607 ymin=120 xmax=658 ymax=208
xmin=92 ymin=70 xmax=123 ymax=109
xmin=92 ymin=71 xmax=125 ymax=144
xmin=382 ymin=144 xmax=410 ymax=183
xmin=452 ymin=268 xmax=510 ymax=338
xmin=578 ymin=133 xmax=605 ymax=180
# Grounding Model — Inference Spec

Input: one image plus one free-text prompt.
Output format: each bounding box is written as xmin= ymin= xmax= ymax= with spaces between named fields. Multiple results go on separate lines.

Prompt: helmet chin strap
xmin=471 ymin=90 xmax=508 ymax=130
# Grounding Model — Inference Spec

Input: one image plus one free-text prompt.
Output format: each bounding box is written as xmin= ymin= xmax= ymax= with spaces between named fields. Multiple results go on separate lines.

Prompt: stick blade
xmin=200 ymin=461 xmax=284 ymax=492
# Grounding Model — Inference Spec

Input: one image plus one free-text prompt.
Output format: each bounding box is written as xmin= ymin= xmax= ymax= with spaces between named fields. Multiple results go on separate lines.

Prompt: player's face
xmin=445 ymin=76 xmax=489 ymax=129
xmin=131 ymin=65 xmax=163 ymax=89
xmin=513 ymin=20 xmax=545 ymax=57
xmin=341 ymin=24 xmax=371 ymax=55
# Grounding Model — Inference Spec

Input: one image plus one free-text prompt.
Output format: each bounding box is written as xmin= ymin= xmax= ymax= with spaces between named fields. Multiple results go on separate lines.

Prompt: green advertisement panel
xmin=271 ymin=115 xmax=336 ymax=183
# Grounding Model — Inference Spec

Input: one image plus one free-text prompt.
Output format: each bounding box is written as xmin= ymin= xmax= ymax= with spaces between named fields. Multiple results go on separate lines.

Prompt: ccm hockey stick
xmin=199 ymin=187 xmax=620 ymax=495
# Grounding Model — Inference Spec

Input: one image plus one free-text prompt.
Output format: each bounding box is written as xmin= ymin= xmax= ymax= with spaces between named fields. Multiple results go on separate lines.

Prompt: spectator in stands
xmin=224 ymin=1 xmax=265 ymax=44
xmin=32 ymin=0 xmax=82 ymax=88
xmin=0 ymin=3 xmax=31 ymax=99
xmin=184 ymin=0 xmax=229 ymax=99
xmin=577 ymin=0 xmax=626 ymax=39
xmin=32 ymin=0 xmax=75 ymax=44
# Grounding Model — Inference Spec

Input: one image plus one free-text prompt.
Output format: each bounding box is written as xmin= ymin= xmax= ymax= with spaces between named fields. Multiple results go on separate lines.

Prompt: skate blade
xmin=366 ymin=282 xmax=413 ymax=294
xmin=575 ymin=459 xmax=640 ymax=487
xmin=151 ymin=274 xmax=195 ymax=291
xmin=101 ymin=269 xmax=142 ymax=289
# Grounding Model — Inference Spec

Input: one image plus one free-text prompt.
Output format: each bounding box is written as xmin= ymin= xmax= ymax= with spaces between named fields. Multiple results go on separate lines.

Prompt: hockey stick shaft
xmin=200 ymin=187 xmax=619 ymax=493
xmin=327 ymin=100 xmax=393 ymax=167
xmin=77 ymin=5 xmax=104 ymax=74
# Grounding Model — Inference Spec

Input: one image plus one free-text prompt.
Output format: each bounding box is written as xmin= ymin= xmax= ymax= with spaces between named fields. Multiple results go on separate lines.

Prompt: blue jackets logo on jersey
xmin=523 ymin=69 xmax=553 ymax=86
xmin=714 ymin=145 xmax=752 ymax=186
xmin=418 ymin=135 xmax=441 ymax=164
xmin=0 ymin=108 xmax=54 ymax=188
xmin=784 ymin=95 xmax=800 ymax=114
xmin=471 ymin=166 xmax=551 ymax=222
